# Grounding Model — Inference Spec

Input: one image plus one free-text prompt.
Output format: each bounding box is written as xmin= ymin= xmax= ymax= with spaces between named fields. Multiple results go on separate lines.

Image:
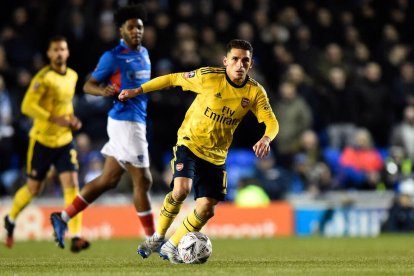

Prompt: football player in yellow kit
xmin=3 ymin=36 xmax=89 ymax=253
xmin=119 ymin=39 xmax=279 ymax=263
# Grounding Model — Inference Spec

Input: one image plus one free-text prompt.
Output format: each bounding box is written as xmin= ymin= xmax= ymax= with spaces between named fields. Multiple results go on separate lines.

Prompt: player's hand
xmin=102 ymin=84 xmax=117 ymax=97
xmin=50 ymin=115 xmax=71 ymax=127
xmin=253 ymin=136 xmax=271 ymax=159
xmin=118 ymin=87 xmax=142 ymax=101
xmin=50 ymin=115 xmax=82 ymax=130
xmin=69 ymin=115 xmax=82 ymax=131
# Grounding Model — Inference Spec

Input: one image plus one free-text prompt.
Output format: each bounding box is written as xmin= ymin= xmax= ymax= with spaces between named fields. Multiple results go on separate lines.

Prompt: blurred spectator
xmin=86 ymin=21 xmax=117 ymax=71
xmin=382 ymin=43 xmax=410 ymax=86
xmin=293 ymin=130 xmax=332 ymax=193
xmin=382 ymin=146 xmax=412 ymax=190
xmin=352 ymin=62 xmax=393 ymax=147
xmin=393 ymin=62 xmax=414 ymax=109
xmin=253 ymin=151 xmax=299 ymax=200
xmin=1 ymin=7 xmax=35 ymax=69
xmin=390 ymin=105 xmax=414 ymax=161
xmin=273 ymin=81 xmax=312 ymax=168
xmin=75 ymin=133 xmax=103 ymax=187
xmin=318 ymin=67 xmax=356 ymax=149
xmin=0 ymin=44 xmax=16 ymax=84
xmin=234 ymin=178 xmax=270 ymax=207
xmin=381 ymin=191 xmax=414 ymax=233
xmin=290 ymin=25 xmax=319 ymax=77
xmin=0 ymin=75 xmax=15 ymax=194
xmin=338 ymin=128 xmax=384 ymax=190
xmin=316 ymin=43 xmax=350 ymax=85
xmin=375 ymin=24 xmax=400 ymax=64
xmin=283 ymin=64 xmax=318 ymax=128
xmin=199 ymin=26 xmax=225 ymax=67
xmin=312 ymin=8 xmax=338 ymax=48
xmin=268 ymin=44 xmax=294 ymax=90
xmin=349 ymin=42 xmax=370 ymax=80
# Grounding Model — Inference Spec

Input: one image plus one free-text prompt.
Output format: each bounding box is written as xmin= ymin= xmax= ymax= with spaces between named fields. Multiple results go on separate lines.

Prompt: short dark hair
xmin=48 ymin=35 xmax=67 ymax=47
xmin=226 ymin=39 xmax=253 ymax=55
xmin=114 ymin=4 xmax=147 ymax=27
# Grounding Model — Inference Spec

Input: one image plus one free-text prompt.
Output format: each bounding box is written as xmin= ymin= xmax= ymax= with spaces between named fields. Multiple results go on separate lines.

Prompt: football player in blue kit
xmin=50 ymin=3 xmax=156 ymax=250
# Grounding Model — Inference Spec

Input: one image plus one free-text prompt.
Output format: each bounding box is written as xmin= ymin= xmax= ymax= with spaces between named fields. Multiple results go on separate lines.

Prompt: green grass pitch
xmin=2 ymin=235 xmax=414 ymax=275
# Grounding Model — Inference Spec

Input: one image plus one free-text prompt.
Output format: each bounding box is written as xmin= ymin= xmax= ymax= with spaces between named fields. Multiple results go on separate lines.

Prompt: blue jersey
xmin=91 ymin=40 xmax=151 ymax=124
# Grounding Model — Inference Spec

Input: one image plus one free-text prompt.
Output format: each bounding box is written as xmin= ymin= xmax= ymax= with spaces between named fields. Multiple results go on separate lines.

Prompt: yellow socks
xmin=156 ymin=192 xmax=183 ymax=236
xmin=170 ymin=209 xmax=208 ymax=246
xmin=63 ymin=187 xmax=82 ymax=237
xmin=9 ymin=185 xmax=34 ymax=221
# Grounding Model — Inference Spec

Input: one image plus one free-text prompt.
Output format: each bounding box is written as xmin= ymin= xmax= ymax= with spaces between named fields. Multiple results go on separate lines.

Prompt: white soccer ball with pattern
xmin=178 ymin=232 xmax=212 ymax=264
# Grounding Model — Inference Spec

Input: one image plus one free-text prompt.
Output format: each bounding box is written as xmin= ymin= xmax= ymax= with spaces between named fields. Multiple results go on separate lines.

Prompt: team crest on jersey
xmin=176 ymin=163 xmax=184 ymax=171
xmin=183 ymin=71 xmax=195 ymax=79
xmin=137 ymin=155 xmax=144 ymax=163
xmin=241 ymin=97 xmax=250 ymax=108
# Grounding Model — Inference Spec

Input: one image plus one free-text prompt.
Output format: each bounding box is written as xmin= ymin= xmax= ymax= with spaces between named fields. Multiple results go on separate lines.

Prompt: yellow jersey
xmin=142 ymin=67 xmax=279 ymax=165
xmin=21 ymin=66 xmax=78 ymax=148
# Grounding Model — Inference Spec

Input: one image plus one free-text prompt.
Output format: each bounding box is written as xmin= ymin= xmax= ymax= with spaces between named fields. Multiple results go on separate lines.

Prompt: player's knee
xmin=172 ymin=186 xmax=191 ymax=201
xmin=198 ymin=207 xmax=215 ymax=220
xmin=28 ymin=185 xmax=41 ymax=196
xmin=99 ymin=173 xmax=121 ymax=189
xmin=134 ymin=174 xmax=152 ymax=191
xmin=26 ymin=181 xmax=42 ymax=196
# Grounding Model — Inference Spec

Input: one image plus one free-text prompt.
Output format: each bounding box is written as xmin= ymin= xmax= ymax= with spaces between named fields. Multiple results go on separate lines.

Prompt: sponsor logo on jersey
xmin=204 ymin=106 xmax=240 ymax=126
xmin=176 ymin=163 xmax=184 ymax=171
xmin=241 ymin=98 xmax=250 ymax=108
xmin=214 ymin=92 xmax=222 ymax=98
xmin=126 ymin=58 xmax=134 ymax=63
xmin=183 ymin=71 xmax=196 ymax=79
xmin=126 ymin=70 xmax=151 ymax=81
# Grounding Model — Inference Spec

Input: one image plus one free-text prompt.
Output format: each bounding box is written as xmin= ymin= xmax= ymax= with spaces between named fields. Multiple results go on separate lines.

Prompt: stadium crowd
xmin=1 ymin=0 xmax=414 ymax=200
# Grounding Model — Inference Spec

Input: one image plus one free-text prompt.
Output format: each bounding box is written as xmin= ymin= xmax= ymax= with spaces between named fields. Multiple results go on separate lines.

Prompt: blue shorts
xmin=170 ymin=145 xmax=227 ymax=201
xmin=26 ymin=139 xmax=79 ymax=181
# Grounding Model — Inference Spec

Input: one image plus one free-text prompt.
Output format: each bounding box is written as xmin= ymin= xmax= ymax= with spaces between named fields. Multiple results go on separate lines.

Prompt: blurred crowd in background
xmin=1 ymin=0 xmax=414 ymax=202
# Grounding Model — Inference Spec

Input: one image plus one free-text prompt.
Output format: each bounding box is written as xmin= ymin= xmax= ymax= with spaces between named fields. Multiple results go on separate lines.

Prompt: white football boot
xmin=159 ymin=240 xmax=183 ymax=264
xmin=137 ymin=233 xmax=164 ymax=258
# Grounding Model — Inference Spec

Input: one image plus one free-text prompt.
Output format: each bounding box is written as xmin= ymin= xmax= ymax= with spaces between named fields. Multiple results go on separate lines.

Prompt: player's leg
xmin=160 ymin=157 xmax=225 ymax=264
xmin=50 ymin=156 xmax=124 ymax=248
xmin=138 ymin=146 xmax=195 ymax=258
xmin=127 ymin=165 xmax=160 ymax=258
xmin=157 ymin=178 xmax=194 ymax=264
xmin=59 ymin=171 xmax=90 ymax=253
xmin=126 ymin=165 xmax=155 ymax=236
xmin=55 ymin=142 xmax=89 ymax=252
xmin=138 ymin=177 xmax=192 ymax=258
xmin=4 ymin=178 xmax=43 ymax=248
xmin=4 ymin=138 xmax=50 ymax=248
xmin=169 ymin=197 xmax=217 ymax=246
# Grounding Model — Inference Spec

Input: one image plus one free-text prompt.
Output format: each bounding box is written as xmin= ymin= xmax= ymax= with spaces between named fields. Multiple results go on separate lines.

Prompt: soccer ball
xmin=178 ymin=232 xmax=212 ymax=264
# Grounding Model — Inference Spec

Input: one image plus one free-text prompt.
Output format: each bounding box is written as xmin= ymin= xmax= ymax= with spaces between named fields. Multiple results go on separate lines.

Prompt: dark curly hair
xmin=114 ymin=3 xmax=147 ymax=27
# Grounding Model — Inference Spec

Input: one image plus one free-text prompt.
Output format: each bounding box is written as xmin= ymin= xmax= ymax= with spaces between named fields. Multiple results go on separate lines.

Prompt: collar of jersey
xmin=225 ymin=71 xmax=249 ymax=88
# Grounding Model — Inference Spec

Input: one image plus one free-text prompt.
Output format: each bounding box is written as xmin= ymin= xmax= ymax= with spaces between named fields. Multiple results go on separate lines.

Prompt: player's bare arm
xmin=253 ymin=136 xmax=271 ymax=158
xmin=118 ymin=86 xmax=143 ymax=101
xmin=83 ymin=77 xmax=117 ymax=97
